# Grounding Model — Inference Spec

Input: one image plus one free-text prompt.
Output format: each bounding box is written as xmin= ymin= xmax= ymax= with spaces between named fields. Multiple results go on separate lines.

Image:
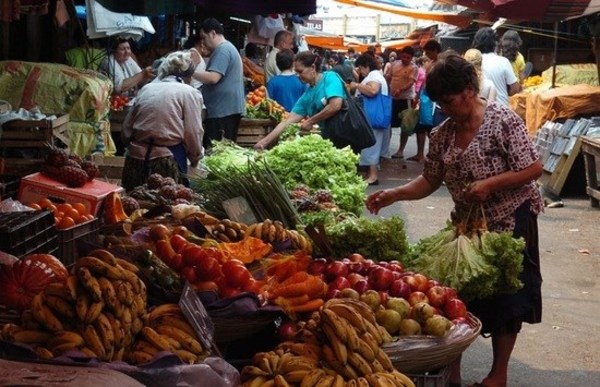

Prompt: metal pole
xmin=551 ymin=21 xmax=558 ymax=88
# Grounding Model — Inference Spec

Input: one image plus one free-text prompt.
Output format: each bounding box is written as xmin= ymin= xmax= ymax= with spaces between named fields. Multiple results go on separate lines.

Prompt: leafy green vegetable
xmin=265 ymin=135 xmax=366 ymax=215
xmin=203 ymin=140 xmax=257 ymax=173
xmin=324 ymin=215 xmax=410 ymax=262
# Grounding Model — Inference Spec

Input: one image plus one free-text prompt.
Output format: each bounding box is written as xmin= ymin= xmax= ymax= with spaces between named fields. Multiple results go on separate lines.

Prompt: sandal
xmin=391 ymin=154 xmax=404 ymax=159
xmin=407 ymin=155 xmax=424 ymax=162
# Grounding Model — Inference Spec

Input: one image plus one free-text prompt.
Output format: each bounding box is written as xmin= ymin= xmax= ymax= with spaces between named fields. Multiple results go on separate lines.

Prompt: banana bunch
xmin=241 ymin=347 xmax=321 ymax=387
xmin=208 ymin=218 xmax=248 ymax=242
xmin=128 ymin=303 xmax=210 ymax=365
xmin=0 ymin=249 xmax=147 ymax=362
xmin=245 ymin=219 xmax=312 ymax=253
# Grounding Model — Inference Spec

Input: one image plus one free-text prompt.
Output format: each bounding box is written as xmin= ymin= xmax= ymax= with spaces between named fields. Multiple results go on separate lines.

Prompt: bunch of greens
xmin=279 ymin=123 xmax=301 ymax=142
xmin=411 ymin=223 xmax=525 ymax=301
xmin=324 ymin=215 xmax=410 ymax=262
xmin=202 ymin=140 xmax=257 ymax=173
xmin=265 ymin=134 xmax=366 ymax=215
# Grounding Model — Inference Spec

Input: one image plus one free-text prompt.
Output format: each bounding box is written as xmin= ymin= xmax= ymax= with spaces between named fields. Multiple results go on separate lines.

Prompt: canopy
xmin=304 ymin=35 xmax=419 ymax=53
xmin=333 ymin=0 xmax=474 ymax=28
xmin=194 ymin=0 xmax=317 ymax=16
xmin=444 ymin=0 xmax=600 ymax=22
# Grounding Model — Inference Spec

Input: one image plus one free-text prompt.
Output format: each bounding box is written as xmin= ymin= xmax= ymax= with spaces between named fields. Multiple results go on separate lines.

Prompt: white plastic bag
xmin=254 ymin=14 xmax=284 ymax=41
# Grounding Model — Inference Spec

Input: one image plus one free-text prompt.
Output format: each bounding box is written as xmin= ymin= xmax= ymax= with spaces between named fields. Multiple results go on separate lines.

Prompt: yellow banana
xmin=244 ymin=224 xmax=257 ymax=240
xmin=283 ymin=369 xmax=311 ymax=384
xmin=34 ymin=346 xmax=54 ymax=360
xmin=97 ymin=277 xmax=119 ymax=311
xmin=104 ymin=313 xmax=124 ymax=349
xmin=314 ymin=375 xmax=335 ymax=387
xmin=371 ymin=359 xmax=385 ymax=373
xmin=266 ymin=351 xmax=281 ymax=375
xmin=45 ymin=295 xmax=75 ymax=319
xmin=89 ymin=249 xmax=118 ymax=266
xmin=131 ymin=294 xmax=146 ymax=317
xmin=362 ymin=332 xmax=380 ymax=355
xmin=288 ymin=342 xmax=321 ymax=362
xmin=258 ymin=355 xmax=273 ymax=374
xmin=147 ymin=303 xmax=181 ymax=323
xmin=174 ymin=349 xmax=198 ymax=364
xmin=279 ymin=355 xmax=314 ymax=374
xmin=345 ymin=379 xmax=358 ymax=387
xmin=273 ymin=374 xmax=290 ymax=387
xmin=160 ymin=334 xmax=181 ymax=350
xmin=132 ymin=316 xmax=144 ymax=335
xmin=31 ymin=294 xmax=64 ymax=332
xmin=321 ymin=308 xmax=348 ymax=343
xmin=356 ymin=377 xmax=370 ymax=387
xmin=321 ymin=344 xmax=351 ymax=379
xmin=299 ymin=369 xmax=327 ymax=387
xmin=327 ymin=303 xmax=367 ymax=333
xmin=116 ymin=281 xmax=134 ymax=306
xmin=94 ymin=313 xmax=115 ymax=355
xmin=378 ymin=325 xmax=393 ymax=343
xmin=11 ymin=330 xmax=52 ymax=345
xmin=389 ymin=371 xmax=415 ymax=387
xmin=113 ymin=346 xmax=125 ymax=361
xmin=347 ymin=352 xmax=373 ymax=377
xmin=331 ymin=374 xmax=345 ymax=387
xmin=120 ymin=307 xmax=133 ymax=331
xmin=85 ymin=300 xmax=105 ymax=324
xmin=82 ymin=324 xmax=106 ymax=359
xmin=326 ymin=299 xmax=376 ymax=325
xmin=155 ymin=325 xmax=202 ymax=354
xmin=115 ymin=257 xmax=140 ymax=273
xmin=80 ymin=346 xmax=98 ymax=358
xmin=129 ymin=350 xmax=154 ymax=365
xmin=154 ymin=315 xmax=196 ymax=337
xmin=363 ymin=319 xmax=384 ymax=345
xmin=243 ymin=376 xmax=268 ymax=387
xmin=141 ymin=326 xmax=173 ymax=351
xmin=77 ymin=266 xmax=103 ymax=302
xmin=375 ymin=348 xmax=394 ymax=372
xmin=65 ymin=275 xmax=79 ymax=300
xmin=241 ymin=365 xmax=270 ymax=380
xmin=134 ymin=339 xmax=160 ymax=356
xmin=76 ymin=256 xmax=127 ymax=280
xmin=365 ymin=374 xmax=391 ymax=387
xmin=322 ymin=323 xmax=348 ymax=365
xmin=354 ymin=336 xmax=376 ymax=362
xmin=75 ymin=291 xmax=91 ymax=322
xmin=44 ymin=282 xmax=72 ymax=301
xmin=378 ymin=372 xmax=412 ymax=387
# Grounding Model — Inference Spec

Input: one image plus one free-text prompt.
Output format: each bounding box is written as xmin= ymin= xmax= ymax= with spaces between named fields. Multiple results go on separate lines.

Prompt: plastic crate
xmin=57 ymin=217 xmax=99 ymax=266
xmin=0 ymin=175 xmax=20 ymax=199
xmin=0 ymin=210 xmax=58 ymax=258
xmin=407 ymin=367 xmax=451 ymax=387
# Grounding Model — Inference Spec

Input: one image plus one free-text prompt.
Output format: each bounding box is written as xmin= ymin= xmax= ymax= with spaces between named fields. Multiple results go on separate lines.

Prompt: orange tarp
xmin=304 ymin=35 xmax=418 ymax=53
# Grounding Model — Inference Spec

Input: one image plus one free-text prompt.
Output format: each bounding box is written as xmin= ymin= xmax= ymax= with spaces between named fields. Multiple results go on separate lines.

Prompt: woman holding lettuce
xmin=366 ymin=54 xmax=544 ymax=387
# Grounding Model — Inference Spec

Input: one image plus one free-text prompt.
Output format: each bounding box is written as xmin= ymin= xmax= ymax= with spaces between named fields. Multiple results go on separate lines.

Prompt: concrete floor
xmin=362 ymin=129 xmax=600 ymax=386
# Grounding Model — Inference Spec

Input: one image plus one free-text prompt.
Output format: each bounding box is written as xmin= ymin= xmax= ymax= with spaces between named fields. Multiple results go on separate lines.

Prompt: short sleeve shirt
xmin=481 ymin=53 xmax=518 ymax=106
xmin=423 ymin=101 xmax=543 ymax=231
xmin=292 ymin=71 xmax=346 ymax=124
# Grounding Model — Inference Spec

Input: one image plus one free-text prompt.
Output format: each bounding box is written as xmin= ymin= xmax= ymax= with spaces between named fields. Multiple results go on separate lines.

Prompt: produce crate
xmin=57 ymin=217 xmax=99 ymax=266
xmin=90 ymin=154 xmax=125 ymax=185
xmin=236 ymin=118 xmax=275 ymax=147
xmin=0 ymin=210 xmax=58 ymax=258
xmin=0 ymin=175 xmax=21 ymax=200
xmin=407 ymin=367 xmax=450 ymax=387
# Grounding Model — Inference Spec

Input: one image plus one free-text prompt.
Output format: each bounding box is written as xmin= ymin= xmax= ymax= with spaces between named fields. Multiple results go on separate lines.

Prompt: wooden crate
xmin=90 ymin=154 xmax=125 ymax=185
xmin=236 ymin=118 xmax=275 ymax=147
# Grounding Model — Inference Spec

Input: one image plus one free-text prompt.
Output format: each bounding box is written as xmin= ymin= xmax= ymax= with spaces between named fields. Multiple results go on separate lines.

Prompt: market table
xmin=581 ymin=136 xmax=600 ymax=208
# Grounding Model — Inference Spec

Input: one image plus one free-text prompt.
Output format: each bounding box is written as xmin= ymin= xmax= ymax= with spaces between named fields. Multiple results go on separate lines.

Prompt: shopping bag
xmin=363 ymin=91 xmax=392 ymax=129
xmin=399 ymin=103 xmax=419 ymax=136
xmin=323 ymin=96 xmax=376 ymax=152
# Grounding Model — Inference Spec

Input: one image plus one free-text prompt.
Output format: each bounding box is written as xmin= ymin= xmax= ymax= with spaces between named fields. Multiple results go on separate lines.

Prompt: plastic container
xmin=407 ymin=366 xmax=450 ymax=387
xmin=57 ymin=217 xmax=99 ymax=265
xmin=0 ymin=210 xmax=58 ymax=258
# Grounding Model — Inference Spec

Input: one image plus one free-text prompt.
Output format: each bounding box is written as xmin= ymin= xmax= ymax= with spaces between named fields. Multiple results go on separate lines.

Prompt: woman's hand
xmin=463 ymin=180 xmax=491 ymax=203
xmin=365 ymin=188 xmax=398 ymax=215
xmin=142 ymin=66 xmax=156 ymax=80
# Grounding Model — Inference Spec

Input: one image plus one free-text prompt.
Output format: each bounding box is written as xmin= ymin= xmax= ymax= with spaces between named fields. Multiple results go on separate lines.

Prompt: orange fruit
xmin=47 ymin=204 xmax=58 ymax=215
xmin=72 ymin=203 xmax=88 ymax=215
xmin=38 ymin=198 xmax=54 ymax=209
xmin=28 ymin=203 xmax=42 ymax=210
xmin=57 ymin=216 xmax=75 ymax=229
xmin=56 ymin=203 xmax=73 ymax=213
xmin=82 ymin=214 xmax=95 ymax=222
xmin=65 ymin=208 xmax=81 ymax=222
xmin=56 ymin=211 xmax=65 ymax=219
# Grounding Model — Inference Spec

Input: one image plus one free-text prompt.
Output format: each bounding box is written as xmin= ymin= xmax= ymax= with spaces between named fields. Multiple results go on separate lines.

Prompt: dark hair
xmin=294 ymin=51 xmax=322 ymax=72
xmin=274 ymin=30 xmax=293 ymax=47
xmin=423 ymin=39 xmax=442 ymax=53
xmin=399 ymin=46 xmax=415 ymax=57
xmin=354 ymin=53 xmax=378 ymax=71
xmin=499 ymin=30 xmax=522 ymax=62
xmin=472 ymin=27 xmax=497 ymax=54
xmin=425 ymin=54 xmax=479 ymax=103
xmin=245 ymin=43 xmax=260 ymax=59
xmin=201 ymin=18 xmax=224 ymax=35
xmin=111 ymin=37 xmax=131 ymax=51
xmin=183 ymin=34 xmax=200 ymax=50
xmin=276 ymin=49 xmax=295 ymax=71
xmin=348 ymin=47 xmax=356 ymax=54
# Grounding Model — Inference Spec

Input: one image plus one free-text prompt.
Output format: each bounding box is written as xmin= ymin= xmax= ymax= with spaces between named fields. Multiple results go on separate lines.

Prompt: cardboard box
xmin=17 ymin=173 xmax=123 ymax=216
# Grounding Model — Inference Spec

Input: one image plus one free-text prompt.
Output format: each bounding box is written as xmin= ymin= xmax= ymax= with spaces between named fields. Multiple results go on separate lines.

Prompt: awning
xmin=333 ymin=0 xmax=474 ymax=28
xmin=194 ymin=0 xmax=317 ymax=16
xmin=94 ymin=0 xmax=195 ymax=16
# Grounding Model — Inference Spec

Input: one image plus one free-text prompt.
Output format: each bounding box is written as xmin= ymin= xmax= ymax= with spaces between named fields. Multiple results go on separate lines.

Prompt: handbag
xmin=323 ymin=73 xmax=376 ymax=152
xmin=363 ymin=91 xmax=392 ymax=129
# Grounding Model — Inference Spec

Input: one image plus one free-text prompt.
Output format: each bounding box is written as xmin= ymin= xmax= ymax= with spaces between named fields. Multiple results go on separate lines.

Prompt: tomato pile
xmin=110 ymin=94 xmax=129 ymax=111
xmin=245 ymin=86 xmax=288 ymax=122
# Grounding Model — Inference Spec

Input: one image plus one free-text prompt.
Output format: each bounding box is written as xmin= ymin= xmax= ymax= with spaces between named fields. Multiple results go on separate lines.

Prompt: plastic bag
xmin=254 ymin=15 xmax=284 ymax=41
xmin=399 ymin=107 xmax=419 ymax=136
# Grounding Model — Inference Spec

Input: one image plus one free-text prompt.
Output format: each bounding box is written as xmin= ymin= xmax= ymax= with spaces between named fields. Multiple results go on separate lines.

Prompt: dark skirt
xmin=121 ymin=155 xmax=184 ymax=192
xmin=466 ymin=201 xmax=543 ymax=335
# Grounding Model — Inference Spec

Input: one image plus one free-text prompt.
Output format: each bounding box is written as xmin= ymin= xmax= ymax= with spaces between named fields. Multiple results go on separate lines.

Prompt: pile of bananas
xmin=0 ymin=249 xmax=146 ymax=362
xmin=523 ymin=75 xmax=543 ymax=88
xmin=129 ymin=303 xmax=210 ymax=365
xmin=242 ymin=298 xmax=415 ymax=387
xmin=245 ymin=219 xmax=312 ymax=253
xmin=208 ymin=218 xmax=248 ymax=243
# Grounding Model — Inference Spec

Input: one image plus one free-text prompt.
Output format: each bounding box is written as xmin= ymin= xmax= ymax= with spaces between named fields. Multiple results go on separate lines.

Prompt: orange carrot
xmin=278 ymin=271 xmax=310 ymax=287
xmin=287 ymin=298 xmax=324 ymax=313
xmin=273 ymin=275 xmax=325 ymax=298
xmin=274 ymin=294 xmax=310 ymax=307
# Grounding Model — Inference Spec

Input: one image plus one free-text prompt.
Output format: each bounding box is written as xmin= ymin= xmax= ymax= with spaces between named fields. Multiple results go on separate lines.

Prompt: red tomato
xmin=222 ymin=260 xmax=251 ymax=289
xmin=180 ymin=266 xmax=198 ymax=283
xmin=193 ymin=280 xmax=219 ymax=293
xmin=182 ymin=244 xmax=206 ymax=267
xmin=195 ymin=256 xmax=222 ymax=281
xmin=170 ymin=253 xmax=183 ymax=272
xmin=242 ymin=278 xmax=265 ymax=294
xmin=170 ymin=234 xmax=189 ymax=253
xmin=155 ymin=240 xmax=177 ymax=265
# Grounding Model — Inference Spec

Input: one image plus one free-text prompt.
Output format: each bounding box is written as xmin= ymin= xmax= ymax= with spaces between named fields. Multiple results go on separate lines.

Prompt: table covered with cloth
xmin=0 ymin=60 xmax=116 ymax=156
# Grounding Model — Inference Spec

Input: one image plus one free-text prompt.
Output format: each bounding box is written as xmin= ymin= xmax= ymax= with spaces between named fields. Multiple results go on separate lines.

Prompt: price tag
xmin=178 ymin=281 xmax=215 ymax=351
xmin=222 ymin=196 xmax=257 ymax=225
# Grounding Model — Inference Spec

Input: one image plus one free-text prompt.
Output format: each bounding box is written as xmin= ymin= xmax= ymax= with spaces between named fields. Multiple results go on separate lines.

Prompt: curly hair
xmin=472 ymin=27 xmax=497 ymax=54
xmin=499 ymin=30 xmax=522 ymax=62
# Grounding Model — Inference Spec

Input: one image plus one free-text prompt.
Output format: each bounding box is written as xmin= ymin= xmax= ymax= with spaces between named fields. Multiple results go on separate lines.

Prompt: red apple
xmin=325 ymin=261 xmax=349 ymax=281
xmin=402 ymin=275 xmax=417 ymax=291
xmin=389 ymin=279 xmax=411 ymax=299
xmin=387 ymin=263 xmax=404 ymax=273
xmin=347 ymin=272 xmax=365 ymax=286
xmin=444 ymin=287 xmax=458 ymax=301
xmin=427 ymin=279 xmax=441 ymax=288
xmin=347 ymin=261 xmax=364 ymax=274
xmin=413 ymin=274 xmax=430 ymax=292
xmin=307 ymin=258 xmax=328 ymax=275
xmin=368 ymin=267 xmax=395 ymax=291
xmin=330 ymin=276 xmax=351 ymax=291
xmin=325 ymin=288 xmax=341 ymax=300
xmin=407 ymin=291 xmax=430 ymax=306
xmin=277 ymin=321 xmax=297 ymax=342
xmin=352 ymin=279 xmax=371 ymax=294
xmin=444 ymin=299 xmax=467 ymax=320
xmin=378 ymin=261 xmax=389 ymax=268
xmin=378 ymin=291 xmax=390 ymax=305
xmin=426 ymin=285 xmax=447 ymax=308
xmin=348 ymin=253 xmax=365 ymax=262
xmin=391 ymin=271 xmax=403 ymax=281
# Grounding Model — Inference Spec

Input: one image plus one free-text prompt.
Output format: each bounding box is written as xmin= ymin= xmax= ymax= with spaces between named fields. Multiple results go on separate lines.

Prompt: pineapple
xmin=56 ymin=165 xmax=89 ymax=187
xmin=81 ymin=160 xmax=99 ymax=181
xmin=45 ymin=145 xmax=69 ymax=167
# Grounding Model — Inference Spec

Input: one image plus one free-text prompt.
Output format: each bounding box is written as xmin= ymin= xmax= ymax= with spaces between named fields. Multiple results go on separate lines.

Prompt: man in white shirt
xmin=264 ymin=30 xmax=294 ymax=82
xmin=472 ymin=27 xmax=522 ymax=106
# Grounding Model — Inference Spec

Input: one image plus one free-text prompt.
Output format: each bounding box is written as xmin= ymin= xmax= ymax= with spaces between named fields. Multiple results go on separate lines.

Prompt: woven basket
xmin=383 ymin=313 xmax=482 ymax=374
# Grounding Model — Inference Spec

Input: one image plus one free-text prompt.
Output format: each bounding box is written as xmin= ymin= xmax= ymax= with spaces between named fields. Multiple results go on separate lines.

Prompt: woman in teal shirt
xmin=255 ymin=51 xmax=346 ymax=149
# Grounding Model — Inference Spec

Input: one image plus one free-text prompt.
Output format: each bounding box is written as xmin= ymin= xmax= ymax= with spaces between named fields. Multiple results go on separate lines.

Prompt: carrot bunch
xmin=267 ymin=271 xmax=327 ymax=314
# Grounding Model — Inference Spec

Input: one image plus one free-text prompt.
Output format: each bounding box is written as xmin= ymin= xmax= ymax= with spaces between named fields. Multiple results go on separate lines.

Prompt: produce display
xmin=245 ymin=86 xmax=288 ymax=122
xmin=27 ymin=199 xmax=95 ymax=229
xmin=41 ymin=146 xmax=99 ymax=188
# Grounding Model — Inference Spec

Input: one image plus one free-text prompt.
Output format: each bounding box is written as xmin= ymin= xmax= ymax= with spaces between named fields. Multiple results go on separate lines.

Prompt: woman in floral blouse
xmin=366 ymin=54 xmax=543 ymax=387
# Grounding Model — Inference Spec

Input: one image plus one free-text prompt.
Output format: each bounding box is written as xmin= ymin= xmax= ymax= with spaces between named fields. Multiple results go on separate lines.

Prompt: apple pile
xmin=307 ymin=254 xmax=470 ymax=336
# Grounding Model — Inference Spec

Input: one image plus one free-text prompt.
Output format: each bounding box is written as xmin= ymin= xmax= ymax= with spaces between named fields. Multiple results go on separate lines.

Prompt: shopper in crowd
xmin=265 ymin=30 xmax=295 ymax=82
xmin=367 ymin=54 xmax=543 ymax=387
xmin=388 ymin=46 xmax=418 ymax=159
xmin=383 ymin=49 xmax=397 ymax=85
xmin=464 ymin=48 xmax=497 ymax=101
xmin=254 ymin=51 xmax=346 ymax=149
xmin=266 ymin=49 xmax=307 ymax=112
xmin=472 ymin=27 xmax=522 ymax=106
xmin=121 ymin=50 xmax=204 ymax=192
xmin=194 ymin=18 xmax=245 ymax=149
xmin=350 ymin=53 xmax=391 ymax=185
xmin=329 ymin=53 xmax=355 ymax=83
xmin=499 ymin=30 xmax=526 ymax=82
xmin=101 ymin=37 xmax=155 ymax=96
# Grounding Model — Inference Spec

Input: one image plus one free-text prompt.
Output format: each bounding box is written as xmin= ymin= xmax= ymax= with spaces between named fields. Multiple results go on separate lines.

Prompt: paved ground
xmin=362 ymin=130 xmax=599 ymax=386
